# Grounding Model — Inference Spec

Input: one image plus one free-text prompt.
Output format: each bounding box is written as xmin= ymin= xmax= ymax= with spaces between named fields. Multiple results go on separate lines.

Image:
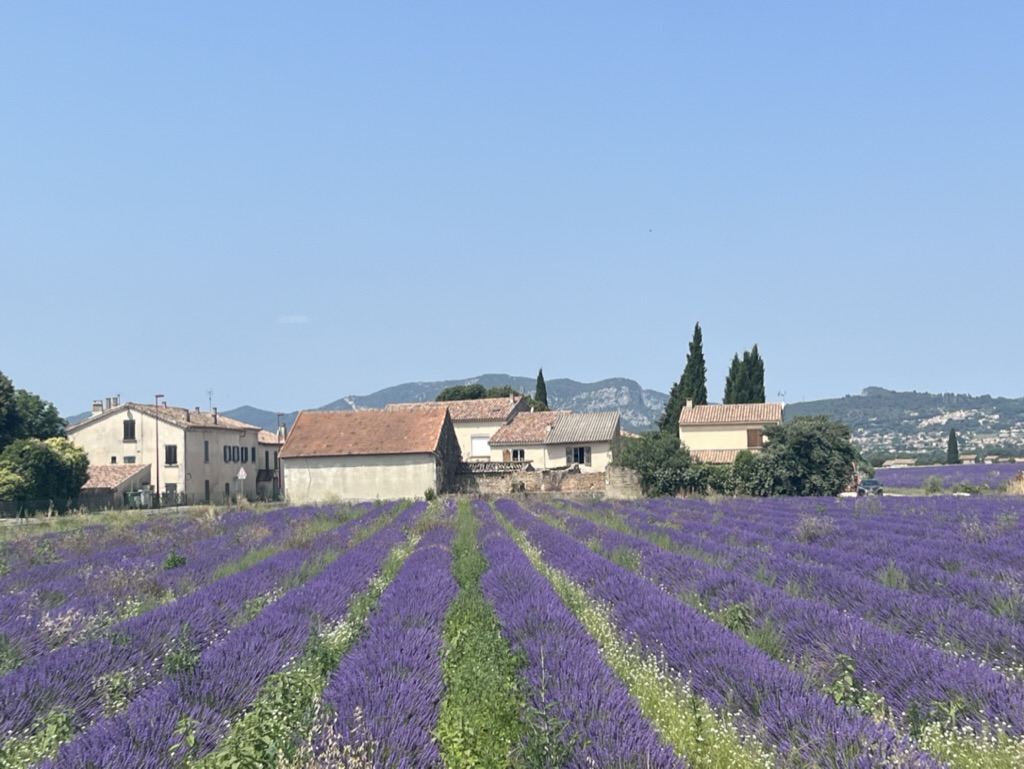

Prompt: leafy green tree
xmin=13 ymin=390 xmax=65 ymax=442
xmin=614 ymin=431 xmax=694 ymax=496
xmin=0 ymin=437 xmax=89 ymax=508
xmin=0 ymin=468 xmax=28 ymax=501
xmin=436 ymin=384 xmax=489 ymax=401
xmin=658 ymin=322 xmax=708 ymax=433
xmin=751 ymin=416 xmax=857 ymax=496
xmin=436 ymin=383 xmax=545 ymax=411
xmin=0 ymin=372 xmax=17 ymax=451
xmin=535 ymin=368 xmax=549 ymax=410
xmin=947 ymin=428 xmax=960 ymax=465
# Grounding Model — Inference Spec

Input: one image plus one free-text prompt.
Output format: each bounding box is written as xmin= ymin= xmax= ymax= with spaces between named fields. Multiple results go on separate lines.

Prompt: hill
xmin=68 ymin=380 xmax=1024 ymax=456
xmin=223 ymin=375 xmax=668 ymax=434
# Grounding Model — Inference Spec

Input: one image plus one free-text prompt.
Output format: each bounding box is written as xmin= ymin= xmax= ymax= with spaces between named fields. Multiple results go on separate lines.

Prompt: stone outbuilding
xmin=280 ymin=407 xmax=461 ymax=503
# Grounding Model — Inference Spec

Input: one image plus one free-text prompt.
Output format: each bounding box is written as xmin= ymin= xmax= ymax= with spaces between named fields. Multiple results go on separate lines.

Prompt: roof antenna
xmin=207 ymin=388 xmax=213 ymax=412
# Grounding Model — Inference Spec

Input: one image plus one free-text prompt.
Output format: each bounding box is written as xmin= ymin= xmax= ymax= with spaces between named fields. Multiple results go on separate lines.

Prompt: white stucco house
xmin=489 ymin=410 xmax=621 ymax=472
xmin=280 ymin=407 xmax=461 ymax=503
xmin=677 ymin=401 xmax=785 ymax=464
xmin=68 ymin=398 xmax=264 ymax=504
xmin=385 ymin=396 xmax=527 ymax=461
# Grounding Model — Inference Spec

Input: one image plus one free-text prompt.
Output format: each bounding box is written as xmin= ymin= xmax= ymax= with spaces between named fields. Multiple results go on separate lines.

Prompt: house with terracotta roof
xmin=68 ymin=397 xmax=264 ymax=504
xmin=79 ymin=463 xmax=152 ymax=509
xmin=280 ymin=408 xmax=461 ymax=503
xmin=677 ymin=401 xmax=785 ymax=464
xmin=490 ymin=410 xmax=621 ymax=472
xmin=385 ymin=395 xmax=528 ymax=462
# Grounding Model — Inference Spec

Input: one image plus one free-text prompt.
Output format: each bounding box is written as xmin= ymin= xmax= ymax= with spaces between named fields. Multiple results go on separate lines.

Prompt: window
xmin=205 ymin=480 xmax=211 ymax=503
xmin=225 ymin=482 xmax=231 ymax=500
xmin=265 ymin=450 xmax=270 ymax=470
xmin=566 ymin=446 xmax=592 ymax=466
xmin=165 ymin=444 xmax=178 ymax=466
xmin=111 ymin=456 xmax=117 ymax=464
xmin=746 ymin=429 xmax=763 ymax=449
xmin=511 ymin=449 xmax=525 ymax=461
xmin=124 ymin=456 xmax=136 ymax=464
xmin=204 ymin=440 xmax=209 ymax=463
xmin=123 ymin=420 xmax=136 ymax=441
xmin=231 ymin=446 xmax=240 ymax=463
xmin=470 ymin=435 xmax=490 ymax=458
xmin=241 ymin=446 xmax=249 ymax=463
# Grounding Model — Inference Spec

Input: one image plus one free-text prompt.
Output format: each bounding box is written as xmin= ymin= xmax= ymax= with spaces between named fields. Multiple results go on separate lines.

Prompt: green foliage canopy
xmin=750 ymin=416 xmax=857 ymax=496
xmin=614 ymin=431 xmax=695 ymax=496
xmin=0 ymin=437 xmax=89 ymax=506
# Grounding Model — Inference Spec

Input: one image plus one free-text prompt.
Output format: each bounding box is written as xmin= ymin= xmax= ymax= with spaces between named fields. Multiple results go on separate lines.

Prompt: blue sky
xmin=2 ymin=3 xmax=1021 ymax=418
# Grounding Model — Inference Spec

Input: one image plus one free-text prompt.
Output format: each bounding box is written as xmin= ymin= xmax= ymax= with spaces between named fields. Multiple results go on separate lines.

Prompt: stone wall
xmin=453 ymin=465 xmax=642 ymax=499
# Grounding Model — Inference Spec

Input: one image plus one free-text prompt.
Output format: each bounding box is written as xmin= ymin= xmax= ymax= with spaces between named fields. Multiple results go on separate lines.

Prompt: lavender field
xmin=876 ymin=463 xmax=1022 ymax=491
xmin=3 ymin=494 xmax=1024 ymax=768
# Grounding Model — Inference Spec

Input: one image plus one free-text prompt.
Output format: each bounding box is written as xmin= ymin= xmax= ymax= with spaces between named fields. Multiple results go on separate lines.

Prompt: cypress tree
xmin=947 ymin=428 xmax=960 ymax=465
xmin=659 ymin=323 xmax=708 ymax=433
xmin=680 ymin=323 xmax=708 ymax=406
xmin=535 ymin=368 xmax=548 ymax=410
xmin=723 ymin=354 xmax=744 ymax=404
xmin=746 ymin=344 xmax=766 ymax=403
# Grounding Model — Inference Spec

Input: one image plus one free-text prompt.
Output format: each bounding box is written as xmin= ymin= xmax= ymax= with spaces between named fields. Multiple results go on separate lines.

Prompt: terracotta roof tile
xmin=280 ymin=409 xmax=450 ymax=458
xmin=385 ymin=397 xmax=522 ymax=422
xmin=490 ymin=411 xmax=565 ymax=446
xmin=690 ymin=449 xmax=743 ymax=464
xmin=258 ymin=430 xmax=284 ymax=445
xmin=677 ymin=403 xmax=784 ymax=426
xmin=82 ymin=464 xmax=150 ymax=490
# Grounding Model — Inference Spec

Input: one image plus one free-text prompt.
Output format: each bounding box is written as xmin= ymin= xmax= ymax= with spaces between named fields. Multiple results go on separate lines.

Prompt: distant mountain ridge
xmin=222 ymin=374 xmax=669 ymax=435
xmin=68 ymin=379 xmax=1024 ymax=456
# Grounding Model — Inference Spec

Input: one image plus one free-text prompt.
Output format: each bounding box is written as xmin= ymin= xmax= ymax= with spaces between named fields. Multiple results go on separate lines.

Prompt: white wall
xmin=283 ymin=453 xmax=438 ymax=503
xmin=679 ymin=424 xmax=765 ymax=452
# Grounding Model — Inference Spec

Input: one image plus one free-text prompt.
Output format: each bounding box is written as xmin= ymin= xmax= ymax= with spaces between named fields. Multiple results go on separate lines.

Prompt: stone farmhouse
xmin=677 ymin=401 xmax=785 ymax=464
xmin=280 ymin=407 xmax=461 ymax=503
xmin=67 ymin=397 xmax=274 ymax=505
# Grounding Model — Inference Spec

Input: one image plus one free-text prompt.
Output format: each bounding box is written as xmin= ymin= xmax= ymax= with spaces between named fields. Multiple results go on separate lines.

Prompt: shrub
xmin=923 ymin=476 xmax=944 ymax=494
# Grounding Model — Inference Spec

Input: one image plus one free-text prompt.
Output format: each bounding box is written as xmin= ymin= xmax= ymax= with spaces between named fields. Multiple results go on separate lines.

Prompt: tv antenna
xmin=207 ymin=388 xmax=213 ymax=411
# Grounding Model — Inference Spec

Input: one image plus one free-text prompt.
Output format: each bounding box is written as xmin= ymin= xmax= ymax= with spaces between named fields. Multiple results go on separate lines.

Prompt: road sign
xmin=237 ymin=467 xmax=247 ymax=481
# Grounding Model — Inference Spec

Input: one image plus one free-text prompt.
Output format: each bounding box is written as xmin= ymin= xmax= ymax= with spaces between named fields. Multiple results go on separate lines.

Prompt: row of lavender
xmin=0 ymin=501 xmax=406 ymax=766
xmin=876 ymin=463 xmax=1022 ymax=489
xmin=9 ymin=494 xmax=1024 ymax=766
xmin=0 ymin=504 xmax=369 ymax=671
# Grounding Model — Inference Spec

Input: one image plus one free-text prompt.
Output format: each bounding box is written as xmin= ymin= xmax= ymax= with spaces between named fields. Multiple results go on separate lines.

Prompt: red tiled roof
xmin=490 ymin=411 xmax=565 ymax=446
xmin=280 ymin=409 xmax=450 ymax=459
xmin=385 ymin=397 xmax=522 ymax=422
xmin=677 ymin=403 xmax=784 ymax=426
xmin=82 ymin=464 xmax=150 ymax=490
xmin=689 ymin=449 xmax=743 ymax=464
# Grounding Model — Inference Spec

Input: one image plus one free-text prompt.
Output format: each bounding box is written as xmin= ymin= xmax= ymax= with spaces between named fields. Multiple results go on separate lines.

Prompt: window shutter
xmin=503 ymin=449 xmax=511 ymax=462
xmin=224 ymin=446 xmax=231 ymax=463
xmin=585 ymin=446 xmax=592 ymax=466
xmin=566 ymin=446 xmax=573 ymax=465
